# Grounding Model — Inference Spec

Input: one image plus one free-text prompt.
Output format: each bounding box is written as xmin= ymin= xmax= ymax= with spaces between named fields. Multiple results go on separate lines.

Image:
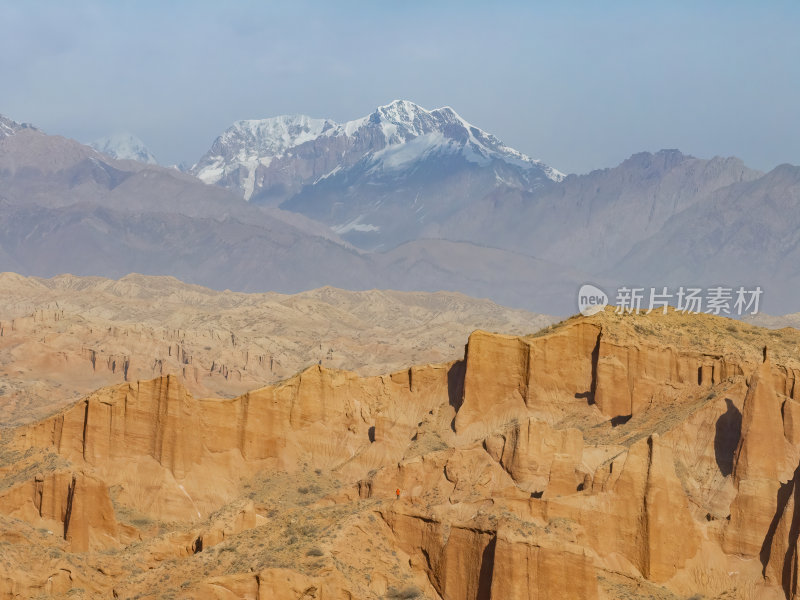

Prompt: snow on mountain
xmin=194 ymin=115 xmax=337 ymax=200
xmin=0 ymin=115 xmax=37 ymax=139
xmin=192 ymin=100 xmax=563 ymax=201
xmin=0 ymin=116 xmax=18 ymax=138
xmin=360 ymin=100 xmax=562 ymax=177
xmin=90 ymin=133 xmax=158 ymax=165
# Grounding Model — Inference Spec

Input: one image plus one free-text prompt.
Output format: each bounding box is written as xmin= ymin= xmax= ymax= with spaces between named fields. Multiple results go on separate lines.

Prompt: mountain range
xmin=1 ymin=101 xmax=798 ymax=315
xmin=192 ymin=100 xmax=563 ymax=249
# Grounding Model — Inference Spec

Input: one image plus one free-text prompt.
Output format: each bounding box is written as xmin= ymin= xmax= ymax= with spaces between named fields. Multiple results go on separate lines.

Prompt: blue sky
xmin=1 ymin=0 xmax=798 ymax=173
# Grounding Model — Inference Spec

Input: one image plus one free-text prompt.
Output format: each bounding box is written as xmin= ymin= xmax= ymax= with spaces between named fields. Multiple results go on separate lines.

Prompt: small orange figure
xmin=395 ymin=488 xmax=400 ymax=499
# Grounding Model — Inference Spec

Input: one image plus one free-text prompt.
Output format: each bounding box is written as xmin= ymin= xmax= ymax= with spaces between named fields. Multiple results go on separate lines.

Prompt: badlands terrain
xmin=0 ymin=272 xmax=552 ymax=426
xmin=1 ymin=305 xmax=800 ymax=598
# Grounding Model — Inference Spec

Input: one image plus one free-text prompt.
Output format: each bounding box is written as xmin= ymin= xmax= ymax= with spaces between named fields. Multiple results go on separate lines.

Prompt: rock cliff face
xmin=0 ymin=470 xmax=121 ymax=552
xmin=1 ymin=308 xmax=800 ymax=598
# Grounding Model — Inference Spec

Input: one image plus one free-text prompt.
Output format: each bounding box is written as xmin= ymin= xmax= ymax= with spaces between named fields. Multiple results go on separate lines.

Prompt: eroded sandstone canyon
xmin=1 ymin=308 xmax=800 ymax=599
xmin=0 ymin=272 xmax=552 ymax=426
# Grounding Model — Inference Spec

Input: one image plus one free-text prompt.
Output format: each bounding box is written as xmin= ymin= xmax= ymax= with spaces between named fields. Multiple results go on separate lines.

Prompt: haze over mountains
xmin=89 ymin=133 xmax=158 ymax=165
xmin=1 ymin=101 xmax=798 ymax=314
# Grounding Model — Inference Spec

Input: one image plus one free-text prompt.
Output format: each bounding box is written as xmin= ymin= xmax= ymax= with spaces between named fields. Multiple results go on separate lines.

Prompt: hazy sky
xmin=2 ymin=0 xmax=798 ymax=173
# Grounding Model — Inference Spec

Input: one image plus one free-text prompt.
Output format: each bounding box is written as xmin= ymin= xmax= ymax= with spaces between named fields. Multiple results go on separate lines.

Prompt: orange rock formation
xmin=0 ymin=307 xmax=799 ymax=599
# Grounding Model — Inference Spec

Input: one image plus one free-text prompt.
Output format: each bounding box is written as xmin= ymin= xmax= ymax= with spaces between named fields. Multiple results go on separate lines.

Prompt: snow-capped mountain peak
xmin=192 ymin=100 xmax=563 ymax=202
xmin=372 ymin=99 xmax=429 ymax=132
xmin=355 ymin=100 xmax=563 ymax=178
xmin=193 ymin=115 xmax=338 ymax=199
xmin=90 ymin=133 xmax=158 ymax=165
xmin=216 ymin=115 xmax=336 ymax=157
